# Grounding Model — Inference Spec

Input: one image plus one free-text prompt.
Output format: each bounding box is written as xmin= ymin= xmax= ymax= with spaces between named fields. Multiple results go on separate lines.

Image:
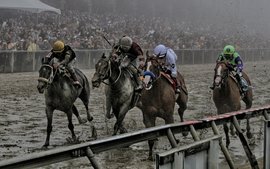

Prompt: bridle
xmin=99 ymin=58 xmax=122 ymax=85
xmin=38 ymin=64 xmax=58 ymax=88
xmin=214 ymin=62 xmax=230 ymax=87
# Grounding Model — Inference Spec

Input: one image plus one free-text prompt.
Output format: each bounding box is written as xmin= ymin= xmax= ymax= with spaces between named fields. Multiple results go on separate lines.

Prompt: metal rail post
xmin=167 ymin=128 xmax=178 ymax=148
xmin=211 ymin=121 xmax=235 ymax=169
xmin=232 ymin=116 xmax=259 ymax=169
xmin=263 ymin=109 xmax=269 ymax=120
xmin=85 ymin=147 xmax=101 ymax=169
xmin=189 ymin=125 xmax=200 ymax=141
xmin=264 ymin=120 xmax=270 ymax=169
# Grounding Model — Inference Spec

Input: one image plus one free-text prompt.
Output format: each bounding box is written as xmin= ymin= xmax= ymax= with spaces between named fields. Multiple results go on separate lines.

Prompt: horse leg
xmin=230 ymin=122 xmax=235 ymax=136
xmin=43 ymin=107 xmax=54 ymax=147
xmin=246 ymin=118 xmax=253 ymax=139
xmin=72 ymin=105 xmax=87 ymax=124
xmin=223 ymin=123 xmax=230 ymax=148
xmin=176 ymin=95 xmax=188 ymax=136
xmin=242 ymin=94 xmax=253 ymax=139
xmin=66 ymin=109 xmax=77 ymax=142
xmin=143 ymin=113 xmax=156 ymax=161
xmin=113 ymin=112 xmax=128 ymax=135
xmin=79 ymin=91 xmax=94 ymax=122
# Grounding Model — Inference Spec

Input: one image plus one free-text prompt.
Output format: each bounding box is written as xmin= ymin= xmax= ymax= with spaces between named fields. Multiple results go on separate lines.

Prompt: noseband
xmin=99 ymin=58 xmax=122 ymax=85
xmin=214 ymin=63 xmax=229 ymax=87
xmin=38 ymin=65 xmax=53 ymax=84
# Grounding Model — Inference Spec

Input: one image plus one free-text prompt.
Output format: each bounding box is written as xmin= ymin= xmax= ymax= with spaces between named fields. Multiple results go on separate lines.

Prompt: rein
xmin=38 ymin=65 xmax=56 ymax=87
xmin=101 ymin=59 xmax=122 ymax=85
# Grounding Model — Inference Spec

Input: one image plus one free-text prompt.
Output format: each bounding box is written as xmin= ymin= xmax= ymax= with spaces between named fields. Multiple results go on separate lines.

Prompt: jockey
xmin=43 ymin=40 xmax=81 ymax=87
xmin=153 ymin=44 xmax=181 ymax=93
xmin=210 ymin=45 xmax=249 ymax=92
xmin=112 ymin=36 xmax=144 ymax=91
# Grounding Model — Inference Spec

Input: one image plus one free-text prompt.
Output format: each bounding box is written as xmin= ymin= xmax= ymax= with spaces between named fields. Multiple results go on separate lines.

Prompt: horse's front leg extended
xmin=44 ymin=107 xmax=54 ymax=147
xmin=246 ymin=118 xmax=253 ymax=139
xmin=113 ymin=104 xmax=130 ymax=135
xmin=223 ymin=123 xmax=230 ymax=148
xmin=67 ymin=109 xmax=77 ymax=141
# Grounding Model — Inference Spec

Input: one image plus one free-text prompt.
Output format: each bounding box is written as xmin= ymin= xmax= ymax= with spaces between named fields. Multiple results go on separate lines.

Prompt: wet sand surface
xmin=0 ymin=61 xmax=269 ymax=169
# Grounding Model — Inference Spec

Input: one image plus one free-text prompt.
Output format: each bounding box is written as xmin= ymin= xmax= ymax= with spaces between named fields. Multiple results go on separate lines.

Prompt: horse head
xmin=213 ymin=61 xmax=232 ymax=89
xmin=143 ymin=51 xmax=163 ymax=89
xmin=37 ymin=64 xmax=53 ymax=93
xmin=92 ymin=53 xmax=112 ymax=88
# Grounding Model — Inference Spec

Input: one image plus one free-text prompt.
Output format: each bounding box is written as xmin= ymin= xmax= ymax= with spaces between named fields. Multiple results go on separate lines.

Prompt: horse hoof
xmin=148 ymin=156 xmax=154 ymax=161
xmin=66 ymin=136 xmax=80 ymax=144
xmin=88 ymin=116 xmax=94 ymax=122
xmin=182 ymin=131 xmax=189 ymax=137
xmin=247 ymin=132 xmax=253 ymax=139
xmin=106 ymin=113 xmax=114 ymax=119
xmin=42 ymin=145 xmax=49 ymax=149
xmin=79 ymin=118 xmax=87 ymax=124
xmin=91 ymin=126 xmax=98 ymax=139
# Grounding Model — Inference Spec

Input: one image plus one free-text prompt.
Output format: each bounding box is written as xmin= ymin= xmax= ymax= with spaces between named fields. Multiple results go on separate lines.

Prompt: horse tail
xmin=177 ymin=71 xmax=188 ymax=95
xmin=74 ymin=68 xmax=90 ymax=96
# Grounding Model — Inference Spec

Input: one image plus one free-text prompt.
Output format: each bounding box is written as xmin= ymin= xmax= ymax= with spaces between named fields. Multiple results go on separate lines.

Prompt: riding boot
xmin=135 ymin=75 xmax=143 ymax=92
xmin=173 ymin=77 xmax=181 ymax=94
xmin=235 ymin=73 xmax=248 ymax=93
xmin=239 ymin=77 xmax=249 ymax=92
xmin=69 ymin=70 xmax=81 ymax=87
xmin=129 ymin=65 xmax=143 ymax=92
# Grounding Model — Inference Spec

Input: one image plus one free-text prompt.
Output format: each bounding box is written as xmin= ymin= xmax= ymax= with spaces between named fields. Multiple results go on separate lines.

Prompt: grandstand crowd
xmin=0 ymin=10 xmax=270 ymax=51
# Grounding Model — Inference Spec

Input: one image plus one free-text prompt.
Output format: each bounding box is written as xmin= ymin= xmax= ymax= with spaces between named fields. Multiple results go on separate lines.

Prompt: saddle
xmin=53 ymin=66 xmax=74 ymax=82
xmin=160 ymin=72 xmax=177 ymax=90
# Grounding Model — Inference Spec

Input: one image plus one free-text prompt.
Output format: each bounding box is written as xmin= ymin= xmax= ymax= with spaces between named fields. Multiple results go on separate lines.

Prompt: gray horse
xmin=92 ymin=53 xmax=138 ymax=135
xmin=37 ymin=64 xmax=96 ymax=147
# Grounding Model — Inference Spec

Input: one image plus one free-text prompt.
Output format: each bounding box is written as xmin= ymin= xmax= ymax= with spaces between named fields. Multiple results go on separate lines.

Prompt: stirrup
xmin=176 ymin=88 xmax=181 ymax=94
xmin=135 ymin=85 xmax=143 ymax=92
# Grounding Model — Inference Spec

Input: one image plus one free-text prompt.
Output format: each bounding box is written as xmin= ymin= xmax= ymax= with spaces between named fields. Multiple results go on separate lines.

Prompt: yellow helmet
xmin=53 ymin=40 xmax=65 ymax=53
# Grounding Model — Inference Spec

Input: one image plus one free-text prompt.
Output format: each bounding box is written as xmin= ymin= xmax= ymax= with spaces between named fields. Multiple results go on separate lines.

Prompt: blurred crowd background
xmin=1 ymin=0 xmax=270 ymax=51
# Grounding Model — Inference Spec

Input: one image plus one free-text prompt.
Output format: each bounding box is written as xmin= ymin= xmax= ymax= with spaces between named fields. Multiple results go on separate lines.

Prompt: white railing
xmin=0 ymin=105 xmax=269 ymax=169
xmin=1 ymin=48 xmax=270 ymax=73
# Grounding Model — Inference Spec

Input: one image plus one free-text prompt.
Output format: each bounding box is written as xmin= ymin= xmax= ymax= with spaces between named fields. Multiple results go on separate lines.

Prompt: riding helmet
xmin=53 ymin=40 xmax=65 ymax=53
xmin=223 ymin=45 xmax=235 ymax=55
xmin=154 ymin=44 xmax=167 ymax=58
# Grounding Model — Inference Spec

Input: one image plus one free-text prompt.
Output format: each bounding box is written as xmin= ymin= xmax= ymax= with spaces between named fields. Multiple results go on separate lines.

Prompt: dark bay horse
xmin=92 ymin=53 xmax=138 ymax=135
xmin=136 ymin=53 xmax=188 ymax=160
xmin=212 ymin=61 xmax=253 ymax=147
xmin=37 ymin=64 xmax=95 ymax=147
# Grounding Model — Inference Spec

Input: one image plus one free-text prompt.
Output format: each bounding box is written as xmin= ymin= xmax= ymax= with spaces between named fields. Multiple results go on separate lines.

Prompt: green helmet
xmin=223 ymin=45 xmax=235 ymax=55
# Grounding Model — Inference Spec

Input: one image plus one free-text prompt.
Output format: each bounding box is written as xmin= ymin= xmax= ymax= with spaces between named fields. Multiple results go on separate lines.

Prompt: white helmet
xmin=119 ymin=36 xmax=133 ymax=52
xmin=153 ymin=44 xmax=167 ymax=58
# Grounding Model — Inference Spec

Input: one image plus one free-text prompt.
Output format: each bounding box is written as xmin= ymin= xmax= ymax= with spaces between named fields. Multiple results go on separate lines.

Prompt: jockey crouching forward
xmin=43 ymin=40 xmax=81 ymax=87
xmin=153 ymin=44 xmax=181 ymax=94
xmin=113 ymin=36 xmax=144 ymax=92
xmin=210 ymin=45 xmax=249 ymax=93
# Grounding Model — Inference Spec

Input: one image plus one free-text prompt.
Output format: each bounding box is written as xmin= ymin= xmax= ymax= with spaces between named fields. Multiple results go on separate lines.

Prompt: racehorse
xmin=92 ymin=53 xmax=138 ymax=135
xmin=136 ymin=52 xmax=188 ymax=160
xmin=212 ymin=61 xmax=253 ymax=147
xmin=37 ymin=64 xmax=95 ymax=147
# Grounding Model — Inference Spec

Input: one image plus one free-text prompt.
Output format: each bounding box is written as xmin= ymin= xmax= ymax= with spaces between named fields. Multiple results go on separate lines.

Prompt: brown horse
xmin=136 ymin=53 xmax=188 ymax=160
xmin=212 ymin=61 xmax=253 ymax=147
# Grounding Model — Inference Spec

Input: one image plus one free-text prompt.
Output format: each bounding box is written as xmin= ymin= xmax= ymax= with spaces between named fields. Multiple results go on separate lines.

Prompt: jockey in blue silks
xmin=153 ymin=44 xmax=181 ymax=93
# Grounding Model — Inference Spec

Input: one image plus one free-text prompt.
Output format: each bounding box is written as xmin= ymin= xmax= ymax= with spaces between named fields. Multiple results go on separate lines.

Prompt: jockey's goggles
xmin=153 ymin=53 xmax=166 ymax=58
xmin=224 ymin=54 xmax=233 ymax=60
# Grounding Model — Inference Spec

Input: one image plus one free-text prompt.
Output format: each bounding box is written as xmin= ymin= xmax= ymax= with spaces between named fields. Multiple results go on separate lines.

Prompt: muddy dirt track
xmin=0 ymin=61 xmax=270 ymax=169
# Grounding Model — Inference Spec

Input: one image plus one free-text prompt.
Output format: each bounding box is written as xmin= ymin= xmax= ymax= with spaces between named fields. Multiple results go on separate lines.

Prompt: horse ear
xmin=102 ymin=53 xmax=106 ymax=58
xmin=146 ymin=50 xmax=154 ymax=60
xmin=146 ymin=50 xmax=149 ymax=57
